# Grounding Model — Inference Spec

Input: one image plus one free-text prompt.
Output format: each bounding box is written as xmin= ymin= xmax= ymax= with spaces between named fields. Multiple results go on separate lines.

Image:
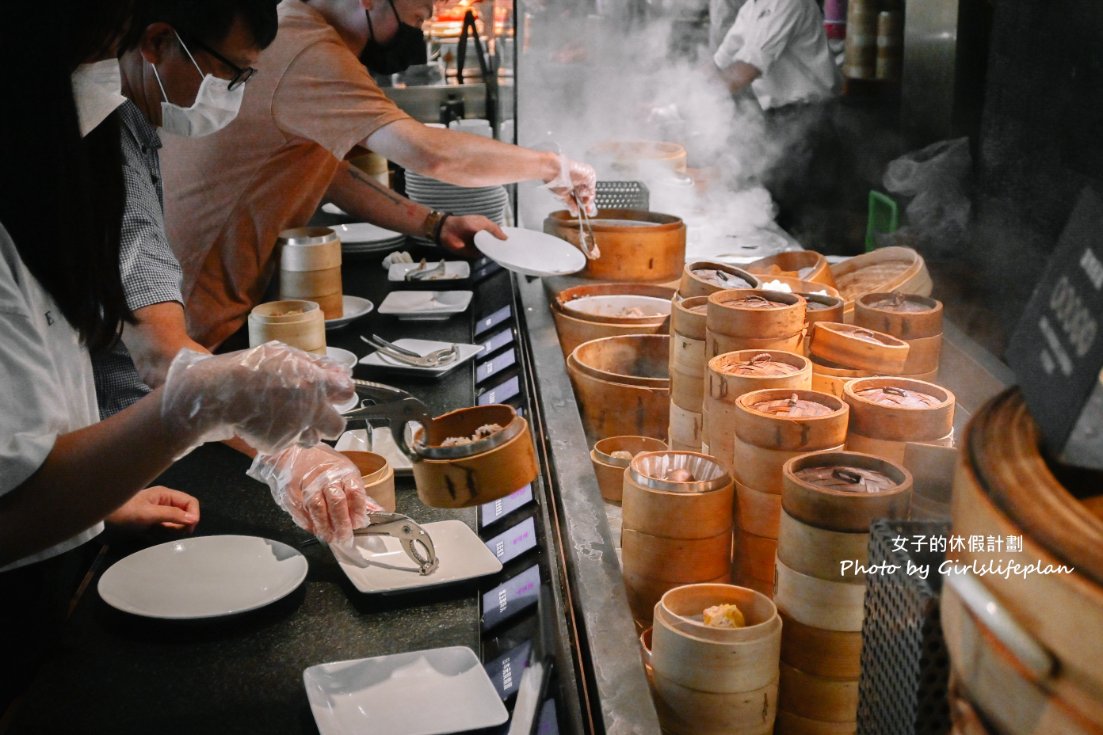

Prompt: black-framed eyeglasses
xmin=180 ymin=33 xmax=257 ymax=91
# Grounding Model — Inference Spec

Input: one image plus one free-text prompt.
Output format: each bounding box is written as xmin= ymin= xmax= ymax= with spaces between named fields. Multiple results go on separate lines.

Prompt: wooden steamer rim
xmin=412 ymin=404 xmax=537 ymax=508
xmin=622 ymin=451 xmax=734 ymax=539
xmin=778 ymin=610 xmax=863 ymax=680
xmin=801 ymin=293 xmax=846 ymax=326
xmin=340 ymin=450 xmax=396 ymax=512
xmin=671 ymin=296 xmax=709 ymax=340
xmin=622 ymin=528 xmax=733 ymax=582
xmin=854 ymin=291 xmax=943 ymax=338
xmin=551 ymin=306 xmax=669 ymax=357
xmin=707 ymin=289 xmax=807 ymax=338
xmin=829 ymin=245 xmax=933 ymax=306
xmin=277 ymin=226 xmax=342 ymax=272
xmin=569 ymin=334 xmax=670 ymax=388
xmin=554 ymin=282 xmax=676 ymax=325
xmin=746 ymin=250 xmax=836 ymax=288
xmin=778 ymin=661 xmax=860 ymax=723
xmin=782 ymin=451 xmax=913 ymax=532
xmin=708 ymin=350 xmax=813 ymax=400
xmin=680 ymin=261 xmax=760 ymax=298
xmin=843 ymin=376 xmax=956 ymax=441
xmin=566 ymin=354 xmax=669 ymax=441
xmin=733 ymin=388 xmax=849 ymax=450
xmin=736 ymin=482 xmax=783 ymax=537
xmin=777 ymin=510 xmax=869 ymax=583
xmin=247 ymin=299 xmax=326 ymax=353
xmin=544 ymin=208 xmax=687 ymax=283
xmin=775 ymin=559 xmax=866 ymax=632
xmin=591 ymin=433 xmax=668 ymax=504
xmin=808 ymin=321 xmax=910 ymax=373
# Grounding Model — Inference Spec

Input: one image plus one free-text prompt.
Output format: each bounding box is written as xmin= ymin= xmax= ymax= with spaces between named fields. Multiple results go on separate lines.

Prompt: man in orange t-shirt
xmin=163 ymin=0 xmax=595 ymax=349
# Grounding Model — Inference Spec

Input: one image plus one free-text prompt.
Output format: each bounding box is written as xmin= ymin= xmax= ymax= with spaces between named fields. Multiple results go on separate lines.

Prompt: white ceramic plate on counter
xmin=333 ymin=519 xmax=501 ymax=594
xmin=303 ymin=646 xmax=507 ymax=735
xmin=386 ymin=260 xmax=471 ymax=282
xmin=474 ymin=227 xmax=586 ymax=277
xmin=358 ymin=338 xmax=482 ymax=377
xmin=325 ymin=346 xmax=358 ymax=369
xmin=324 ymin=296 xmax=374 ymax=330
xmin=377 ymin=290 xmax=472 ymax=320
xmin=97 ymin=535 xmax=308 ymax=619
xmin=330 ymin=222 xmax=403 ymax=244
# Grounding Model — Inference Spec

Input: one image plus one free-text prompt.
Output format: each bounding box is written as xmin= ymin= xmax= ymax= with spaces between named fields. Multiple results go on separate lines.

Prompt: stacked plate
xmin=405 ymin=171 xmax=509 ymax=246
xmin=329 ymin=222 xmax=405 ymax=256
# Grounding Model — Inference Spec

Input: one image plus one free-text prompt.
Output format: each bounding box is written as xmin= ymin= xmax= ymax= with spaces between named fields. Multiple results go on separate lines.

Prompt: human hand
xmin=544 ymin=153 xmax=597 ymax=216
xmin=439 ymin=214 xmax=505 ymax=258
xmin=248 ymin=444 xmax=381 ymax=545
xmin=161 ymin=342 xmax=354 ymax=457
xmin=106 ymin=486 xmax=200 ymax=534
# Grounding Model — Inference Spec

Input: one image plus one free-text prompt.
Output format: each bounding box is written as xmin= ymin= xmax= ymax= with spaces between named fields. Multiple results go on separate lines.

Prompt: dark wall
xmin=970 ymin=0 xmax=1103 ymax=349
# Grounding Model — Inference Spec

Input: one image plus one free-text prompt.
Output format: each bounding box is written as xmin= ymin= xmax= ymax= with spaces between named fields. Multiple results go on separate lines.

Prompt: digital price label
xmin=479 ymin=328 xmax=515 ymax=356
xmin=485 ymin=517 xmax=537 ymax=566
xmin=477 ymin=348 xmax=517 ymax=384
xmin=485 ymin=640 xmax=533 ymax=700
xmin=475 ymin=305 xmax=512 ymax=337
xmin=480 ymin=484 xmax=534 ymax=529
xmin=478 ymin=375 xmax=520 ymax=406
xmin=481 ymin=564 xmax=540 ymax=632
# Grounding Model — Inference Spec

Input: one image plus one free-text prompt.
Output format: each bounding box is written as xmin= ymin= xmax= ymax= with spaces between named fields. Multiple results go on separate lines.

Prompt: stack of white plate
xmin=405 ymin=171 xmax=509 ymax=245
xmin=329 ymin=223 xmax=406 ymax=256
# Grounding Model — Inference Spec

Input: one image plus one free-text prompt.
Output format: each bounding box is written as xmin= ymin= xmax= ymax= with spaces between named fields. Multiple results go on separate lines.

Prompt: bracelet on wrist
xmin=432 ymin=212 xmax=452 ymax=247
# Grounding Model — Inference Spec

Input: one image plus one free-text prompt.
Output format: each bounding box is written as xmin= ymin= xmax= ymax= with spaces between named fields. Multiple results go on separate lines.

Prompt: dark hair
xmin=0 ymin=2 xmax=136 ymax=352
xmin=129 ymin=0 xmax=280 ymax=50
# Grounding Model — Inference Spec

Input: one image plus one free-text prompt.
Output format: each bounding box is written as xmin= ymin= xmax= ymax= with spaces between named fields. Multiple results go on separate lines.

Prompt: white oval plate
xmin=474 ymin=227 xmax=586 ymax=277
xmin=330 ymin=222 xmax=403 ymax=244
xmin=324 ymin=295 xmax=374 ymax=330
xmin=98 ymin=535 xmax=308 ymax=619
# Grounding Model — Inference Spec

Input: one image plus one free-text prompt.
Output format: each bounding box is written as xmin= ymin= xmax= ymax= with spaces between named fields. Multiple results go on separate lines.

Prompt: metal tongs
xmin=360 ymin=334 xmax=458 ymax=368
xmin=571 ymin=191 xmax=600 ymax=260
xmin=343 ymin=379 xmax=433 ymax=455
xmin=405 ymin=259 xmax=447 ymax=282
xmin=356 ymin=512 xmax=439 ymax=575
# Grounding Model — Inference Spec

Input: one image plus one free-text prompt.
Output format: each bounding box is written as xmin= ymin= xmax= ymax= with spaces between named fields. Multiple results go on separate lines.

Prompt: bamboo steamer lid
xmin=681 ymin=261 xmax=760 ymax=298
xmin=777 ymin=510 xmax=868 ymax=583
xmin=782 ymin=451 xmax=913 ymax=532
xmin=590 ymin=435 xmax=667 ymax=503
xmin=708 ymin=350 xmax=813 ymax=401
xmin=774 ymin=709 xmax=857 ymax=734
xmin=551 ymin=306 xmax=669 ymax=357
xmin=555 ymin=282 xmax=677 ymax=325
xmin=829 ymin=246 xmax=932 ymax=319
xmin=758 ymin=275 xmax=842 ymax=301
xmin=854 ymin=292 xmax=943 ymax=338
xmin=779 ymin=610 xmax=863 ymax=680
xmin=843 ymin=377 xmax=956 ymax=441
xmin=746 ymin=250 xmax=837 ymax=289
xmin=736 ymin=482 xmax=783 ymax=537
xmin=707 ymin=289 xmax=807 ymax=338
xmin=808 ymin=322 xmax=910 ymax=373
xmin=775 ymin=560 xmax=866 ymax=632
xmin=340 ymin=451 xmax=396 ymax=512
xmin=671 ymin=295 xmax=709 ymax=340
xmin=622 ymin=451 xmax=734 ymax=538
xmin=412 ymin=405 xmax=537 ymax=508
xmin=247 ymin=299 xmax=326 ymax=354
xmin=622 ymin=529 xmax=733 ymax=582
xmin=778 ymin=662 xmax=859 ymax=723
xmin=733 ymin=389 xmax=849 ymax=450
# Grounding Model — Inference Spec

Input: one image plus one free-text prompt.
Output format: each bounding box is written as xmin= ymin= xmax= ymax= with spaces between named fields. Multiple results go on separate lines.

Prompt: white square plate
xmin=358 ymin=338 xmax=483 ymax=377
xmin=303 ymin=646 xmax=508 ymax=735
xmin=334 ymin=519 xmax=501 ymax=594
xmin=387 ymin=261 xmax=471 ymax=282
xmin=378 ymin=291 xmax=473 ymax=319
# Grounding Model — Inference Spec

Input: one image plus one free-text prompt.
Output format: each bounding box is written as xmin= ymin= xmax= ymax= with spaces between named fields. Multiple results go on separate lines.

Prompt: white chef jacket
xmin=709 ymin=0 xmax=749 ymax=53
xmin=0 ymin=222 xmax=103 ymax=572
xmin=714 ymin=0 xmax=841 ymax=110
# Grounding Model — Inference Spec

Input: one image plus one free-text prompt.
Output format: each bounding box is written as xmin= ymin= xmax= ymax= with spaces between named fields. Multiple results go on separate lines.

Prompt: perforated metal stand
xmin=594 ymin=181 xmax=649 ymax=211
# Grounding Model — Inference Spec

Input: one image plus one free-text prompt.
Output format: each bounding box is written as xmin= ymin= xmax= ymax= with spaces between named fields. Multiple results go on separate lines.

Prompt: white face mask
xmin=151 ymin=34 xmax=244 ymax=138
xmin=71 ymin=59 xmax=126 ymax=137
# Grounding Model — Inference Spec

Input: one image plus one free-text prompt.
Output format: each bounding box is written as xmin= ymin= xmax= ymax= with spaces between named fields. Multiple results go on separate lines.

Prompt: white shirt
xmin=709 ymin=0 xmax=748 ymax=53
xmin=714 ymin=0 xmax=841 ymax=110
xmin=0 ymin=222 xmax=103 ymax=572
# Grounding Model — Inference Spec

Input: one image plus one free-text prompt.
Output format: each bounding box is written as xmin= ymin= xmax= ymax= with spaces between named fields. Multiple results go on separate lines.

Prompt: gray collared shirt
xmin=91 ymin=100 xmax=184 ymax=418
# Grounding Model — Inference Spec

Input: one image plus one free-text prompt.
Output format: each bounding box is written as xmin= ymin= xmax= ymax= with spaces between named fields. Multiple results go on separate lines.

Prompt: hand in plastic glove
xmin=106 ymin=486 xmax=200 ymax=533
xmin=440 ymin=214 xmax=506 ymax=258
xmin=544 ymin=153 xmax=598 ymax=216
xmin=248 ymin=444 xmax=381 ymax=545
xmin=161 ymin=341 xmax=354 ymax=457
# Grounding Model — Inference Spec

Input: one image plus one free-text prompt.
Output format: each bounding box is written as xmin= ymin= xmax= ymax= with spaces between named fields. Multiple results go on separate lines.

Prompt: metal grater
xmin=594 ymin=180 xmax=649 ymax=211
xmin=857 ymin=519 xmax=953 ymax=735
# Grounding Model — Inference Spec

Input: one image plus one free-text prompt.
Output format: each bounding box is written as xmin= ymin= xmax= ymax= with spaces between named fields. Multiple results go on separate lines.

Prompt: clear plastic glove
xmin=161 ymin=341 xmax=353 ymax=457
xmin=544 ymin=153 xmax=598 ymax=216
xmin=248 ymin=444 xmax=381 ymax=546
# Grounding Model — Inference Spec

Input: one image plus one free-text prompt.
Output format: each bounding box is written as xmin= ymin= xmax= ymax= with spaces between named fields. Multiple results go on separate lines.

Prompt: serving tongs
xmin=343 ymin=379 xmax=434 ymax=455
xmin=405 ymin=258 xmax=447 ymax=282
xmin=357 ymin=512 xmax=439 ymax=575
xmin=571 ymin=191 xmax=600 ymax=260
xmin=360 ymin=334 xmax=458 ymax=368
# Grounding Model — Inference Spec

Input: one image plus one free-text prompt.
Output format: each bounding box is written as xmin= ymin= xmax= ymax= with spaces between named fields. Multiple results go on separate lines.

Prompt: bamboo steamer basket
xmin=733 ymin=389 xmax=849 ymax=452
xmin=650 ymin=673 xmax=778 ymax=735
xmin=800 ymin=294 xmax=847 ymax=336
xmin=746 ymin=250 xmax=837 ymax=289
xmin=566 ymin=335 xmax=670 ymax=441
xmin=590 ymin=435 xmax=666 ymax=503
xmin=411 ymin=405 xmax=537 ymax=508
xmin=777 ymin=511 xmax=868 ymax=584
xmin=710 ymin=330 xmax=804 ymax=358
xmin=853 ymin=292 xmax=943 ymax=339
xmin=704 ymin=351 xmax=812 ymax=469
xmin=733 ymin=527 xmax=779 ymax=583
xmin=669 ymin=296 xmax=708 ymax=411
xmin=829 ymin=246 xmax=932 ymax=321
xmin=624 ymin=570 xmax=731 ymax=631
xmin=277 ymin=227 xmax=343 ymax=319
xmin=732 ymin=437 xmax=845 ymax=494
xmin=949 ymin=389 xmax=1103 ymax=713
xmin=741 ymin=575 xmax=775 ymax=598
xmin=810 ymin=358 xmax=873 ymax=399
xmin=808 ymin=322 xmax=910 ymax=373
xmin=775 ymin=710 xmax=857 ymax=734
xmin=551 ymin=283 xmax=674 ymax=356
xmin=340 ymin=451 xmax=396 ymax=512
xmin=778 ymin=610 xmax=862 ymax=679
xmin=667 ymin=402 xmax=702 ymax=449
xmin=651 ymin=584 xmax=781 ymax=692
xmin=707 ymin=289 xmax=806 ymax=340
xmin=757 ymin=275 xmax=842 ymax=301
xmin=588 ymin=139 xmax=688 ymax=174
xmin=843 ymin=377 xmax=956 ymax=463
xmin=544 ymin=209 xmax=686 ymax=282
xmin=622 ymin=452 xmax=734 ymax=538
xmin=680 ymin=261 xmax=760 ymax=298
xmin=778 ymin=662 xmax=859 ymax=723
xmin=899 ymin=333 xmax=943 ymax=376
xmin=775 ymin=560 xmax=866 ymax=632
xmin=623 ymin=529 xmax=733 ymax=582
xmin=247 ymin=299 xmax=326 ymax=354
xmin=736 ymin=482 xmax=783 ymax=538
xmin=781 ymin=451 xmax=913 ymax=533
